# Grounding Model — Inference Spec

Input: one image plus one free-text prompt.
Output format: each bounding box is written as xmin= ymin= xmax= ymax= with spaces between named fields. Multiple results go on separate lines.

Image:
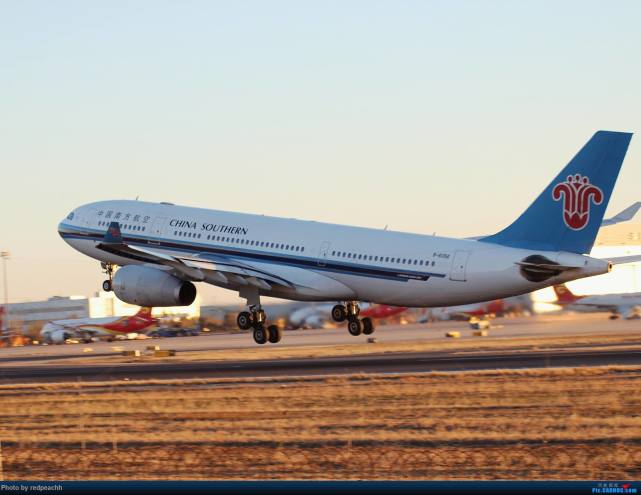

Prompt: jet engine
xmin=112 ymin=265 xmax=197 ymax=307
xmin=50 ymin=329 xmax=69 ymax=344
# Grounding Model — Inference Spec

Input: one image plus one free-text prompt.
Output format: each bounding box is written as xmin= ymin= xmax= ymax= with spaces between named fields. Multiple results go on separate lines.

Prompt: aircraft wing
xmin=96 ymin=222 xmax=296 ymax=290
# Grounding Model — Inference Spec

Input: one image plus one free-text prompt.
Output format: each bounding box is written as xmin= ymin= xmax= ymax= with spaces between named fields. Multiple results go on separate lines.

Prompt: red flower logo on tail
xmin=552 ymin=174 xmax=603 ymax=230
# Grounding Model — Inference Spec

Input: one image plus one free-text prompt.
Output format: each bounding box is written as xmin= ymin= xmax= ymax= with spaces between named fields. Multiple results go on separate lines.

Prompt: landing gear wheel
xmin=253 ymin=324 xmax=269 ymax=345
xmin=102 ymin=280 xmax=112 ymax=292
xmin=267 ymin=325 xmax=282 ymax=344
xmin=331 ymin=304 xmax=347 ymax=322
xmin=362 ymin=317 xmax=374 ymax=335
xmin=237 ymin=312 xmax=253 ymax=330
xmin=347 ymin=318 xmax=362 ymax=336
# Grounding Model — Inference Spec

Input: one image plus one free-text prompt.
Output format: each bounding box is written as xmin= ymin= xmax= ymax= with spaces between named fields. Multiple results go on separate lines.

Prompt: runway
xmin=1 ymin=313 xmax=640 ymax=383
xmin=1 ymin=346 xmax=641 ymax=383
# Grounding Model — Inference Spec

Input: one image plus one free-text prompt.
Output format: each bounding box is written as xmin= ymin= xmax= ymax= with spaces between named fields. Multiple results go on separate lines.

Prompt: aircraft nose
xmin=58 ymin=210 xmax=76 ymax=237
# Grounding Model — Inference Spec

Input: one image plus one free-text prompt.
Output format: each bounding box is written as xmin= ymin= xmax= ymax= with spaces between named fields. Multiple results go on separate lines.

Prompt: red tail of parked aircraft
xmin=553 ymin=284 xmax=584 ymax=305
xmin=359 ymin=305 xmax=408 ymax=319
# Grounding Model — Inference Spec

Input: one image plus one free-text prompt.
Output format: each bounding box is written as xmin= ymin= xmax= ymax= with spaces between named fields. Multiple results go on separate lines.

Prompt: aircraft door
xmin=151 ymin=217 xmax=167 ymax=237
xmin=318 ymin=241 xmax=331 ymax=267
xmin=449 ymin=250 xmax=470 ymax=282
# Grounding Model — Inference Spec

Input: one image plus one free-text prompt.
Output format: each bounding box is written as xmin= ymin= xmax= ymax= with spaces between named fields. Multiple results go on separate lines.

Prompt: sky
xmin=1 ymin=0 xmax=640 ymax=305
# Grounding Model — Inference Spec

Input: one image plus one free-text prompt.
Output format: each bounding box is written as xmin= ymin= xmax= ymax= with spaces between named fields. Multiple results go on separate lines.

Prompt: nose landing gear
xmin=101 ymin=262 xmax=114 ymax=292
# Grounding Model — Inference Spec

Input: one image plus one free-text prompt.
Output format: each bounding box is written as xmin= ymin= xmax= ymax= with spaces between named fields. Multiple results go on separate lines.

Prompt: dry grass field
xmin=1 ymin=366 xmax=641 ymax=480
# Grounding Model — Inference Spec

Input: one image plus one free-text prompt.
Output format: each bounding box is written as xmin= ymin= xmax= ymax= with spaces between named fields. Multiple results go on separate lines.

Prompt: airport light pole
xmin=1 ymin=251 xmax=9 ymax=336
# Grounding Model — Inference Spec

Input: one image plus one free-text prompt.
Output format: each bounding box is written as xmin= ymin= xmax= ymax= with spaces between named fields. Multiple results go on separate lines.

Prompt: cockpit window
xmin=66 ymin=212 xmax=75 ymax=220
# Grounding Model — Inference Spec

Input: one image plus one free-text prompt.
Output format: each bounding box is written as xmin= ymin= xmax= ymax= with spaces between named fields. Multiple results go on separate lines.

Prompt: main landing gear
xmin=237 ymin=306 xmax=282 ymax=345
xmin=101 ymin=262 xmax=114 ymax=292
xmin=331 ymin=301 xmax=375 ymax=337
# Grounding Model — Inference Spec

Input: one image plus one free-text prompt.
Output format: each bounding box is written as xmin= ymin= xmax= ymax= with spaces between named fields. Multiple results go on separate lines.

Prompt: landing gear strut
xmin=333 ymin=301 xmax=375 ymax=336
xmin=237 ymin=289 xmax=282 ymax=345
xmin=101 ymin=262 xmax=114 ymax=292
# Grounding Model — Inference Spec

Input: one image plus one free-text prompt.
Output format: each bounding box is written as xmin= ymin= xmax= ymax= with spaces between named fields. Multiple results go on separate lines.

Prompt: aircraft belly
xmin=64 ymin=238 xmax=133 ymax=265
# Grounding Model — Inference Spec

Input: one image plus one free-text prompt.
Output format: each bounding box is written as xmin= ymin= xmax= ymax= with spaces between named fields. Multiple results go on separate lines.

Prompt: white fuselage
xmin=568 ymin=293 xmax=641 ymax=316
xmin=59 ymin=200 xmax=610 ymax=307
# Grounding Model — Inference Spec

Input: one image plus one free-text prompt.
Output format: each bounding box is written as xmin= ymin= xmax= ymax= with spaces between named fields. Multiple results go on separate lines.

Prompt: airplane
xmin=360 ymin=304 xmax=408 ymax=320
xmin=429 ymin=299 xmax=508 ymax=321
xmin=41 ymin=307 xmax=157 ymax=344
xmin=57 ymin=130 xmax=637 ymax=345
xmin=552 ymin=284 xmax=641 ymax=320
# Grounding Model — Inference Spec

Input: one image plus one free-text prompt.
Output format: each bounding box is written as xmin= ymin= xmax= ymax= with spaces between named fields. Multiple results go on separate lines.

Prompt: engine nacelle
xmin=113 ymin=265 xmax=197 ymax=307
xmin=50 ymin=329 xmax=68 ymax=344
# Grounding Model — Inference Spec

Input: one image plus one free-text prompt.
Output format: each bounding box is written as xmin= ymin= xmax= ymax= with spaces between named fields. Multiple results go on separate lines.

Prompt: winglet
xmin=103 ymin=222 xmax=123 ymax=244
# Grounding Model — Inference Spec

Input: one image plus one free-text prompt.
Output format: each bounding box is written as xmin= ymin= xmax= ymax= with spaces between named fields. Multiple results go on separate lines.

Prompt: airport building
xmin=7 ymin=296 xmax=91 ymax=325
xmin=6 ymin=291 xmax=200 ymax=331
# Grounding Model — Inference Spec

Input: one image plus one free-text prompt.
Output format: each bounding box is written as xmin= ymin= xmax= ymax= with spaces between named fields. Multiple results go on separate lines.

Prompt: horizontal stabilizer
xmin=603 ymin=255 xmax=641 ymax=265
xmin=602 ymin=202 xmax=641 ymax=226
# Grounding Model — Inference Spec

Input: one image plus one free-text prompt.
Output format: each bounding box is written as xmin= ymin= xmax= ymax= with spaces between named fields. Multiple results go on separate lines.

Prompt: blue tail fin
xmin=481 ymin=131 xmax=632 ymax=254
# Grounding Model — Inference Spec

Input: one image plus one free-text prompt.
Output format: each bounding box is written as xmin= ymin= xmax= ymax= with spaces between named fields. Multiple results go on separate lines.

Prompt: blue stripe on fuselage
xmin=58 ymin=223 xmax=445 ymax=282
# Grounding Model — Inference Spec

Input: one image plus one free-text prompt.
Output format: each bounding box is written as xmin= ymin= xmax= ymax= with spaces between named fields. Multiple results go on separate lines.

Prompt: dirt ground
xmin=1 ymin=366 xmax=640 ymax=479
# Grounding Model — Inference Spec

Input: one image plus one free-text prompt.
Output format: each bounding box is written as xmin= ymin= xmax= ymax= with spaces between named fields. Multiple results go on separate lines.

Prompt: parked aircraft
xmin=360 ymin=304 xmax=408 ymax=319
xmin=429 ymin=299 xmax=508 ymax=321
xmin=41 ymin=307 xmax=157 ymax=344
xmin=289 ymin=303 xmax=407 ymax=329
xmin=58 ymin=131 xmax=636 ymax=345
xmin=553 ymin=284 xmax=641 ymax=319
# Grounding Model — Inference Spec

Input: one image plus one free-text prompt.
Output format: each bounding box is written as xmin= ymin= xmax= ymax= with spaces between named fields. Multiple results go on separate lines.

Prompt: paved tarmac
xmin=0 ymin=312 xmax=639 ymax=383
